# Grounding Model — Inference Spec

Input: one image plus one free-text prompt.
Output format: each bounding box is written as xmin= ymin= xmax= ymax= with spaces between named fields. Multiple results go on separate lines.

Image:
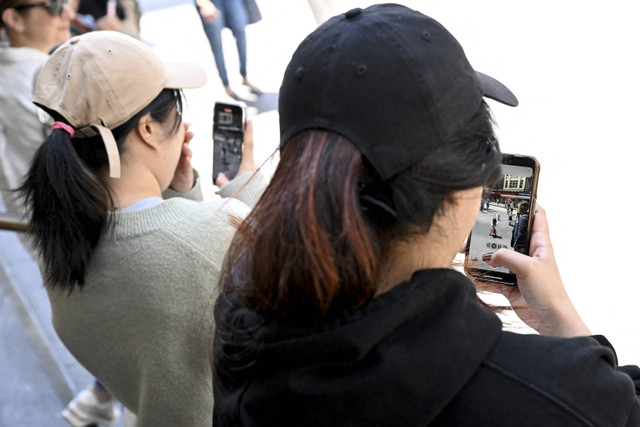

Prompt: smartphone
xmin=212 ymin=101 xmax=246 ymax=183
xmin=464 ymin=154 xmax=540 ymax=285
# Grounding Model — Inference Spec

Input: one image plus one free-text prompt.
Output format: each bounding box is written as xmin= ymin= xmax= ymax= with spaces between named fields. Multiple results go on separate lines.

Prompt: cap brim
xmin=164 ymin=61 xmax=208 ymax=89
xmin=476 ymin=71 xmax=518 ymax=107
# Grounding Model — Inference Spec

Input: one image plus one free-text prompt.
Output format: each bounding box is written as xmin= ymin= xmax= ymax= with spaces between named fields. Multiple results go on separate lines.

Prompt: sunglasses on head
xmin=13 ymin=0 xmax=71 ymax=16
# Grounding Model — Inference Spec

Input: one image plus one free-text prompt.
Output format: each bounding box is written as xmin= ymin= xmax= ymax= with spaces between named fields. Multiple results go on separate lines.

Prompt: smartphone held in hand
xmin=464 ymin=154 xmax=540 ymax=285
xmin=212 ymin=101 xmax=246 ymax=183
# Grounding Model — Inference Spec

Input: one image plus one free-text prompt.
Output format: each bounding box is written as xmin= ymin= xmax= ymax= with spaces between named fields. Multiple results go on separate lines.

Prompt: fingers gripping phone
xmin=213 ymin=101 xmax=246 ymax=182
xmin=464 ymin=154 xmax=540 ymax=285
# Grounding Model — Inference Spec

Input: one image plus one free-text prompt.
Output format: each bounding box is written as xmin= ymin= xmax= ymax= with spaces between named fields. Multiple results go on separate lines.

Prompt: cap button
xmin=345 ymin=8 xmax=362 ymax=19
xmin=70 ymin=37 xmax=79 ymax=45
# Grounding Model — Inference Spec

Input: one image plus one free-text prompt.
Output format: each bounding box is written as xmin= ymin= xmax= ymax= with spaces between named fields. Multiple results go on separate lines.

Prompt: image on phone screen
xmin=212 ymin=102 xmax=245 ymax=182
xmin=466 ymin=156 xmax=538 ymax=282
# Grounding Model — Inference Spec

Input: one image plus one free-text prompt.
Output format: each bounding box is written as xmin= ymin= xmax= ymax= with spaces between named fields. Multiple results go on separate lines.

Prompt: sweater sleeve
xmin=218 ymin=170 xmax=267 ymax=208
xmin=479 ymin=333 xmax=640 ymax=426
xmin=617 ymin=365 xmax=640 ymax=395
xmin=591 ymin=334 xmax=640 ymax=395
xmin=161 ymin=169 xmax=204 ymax=202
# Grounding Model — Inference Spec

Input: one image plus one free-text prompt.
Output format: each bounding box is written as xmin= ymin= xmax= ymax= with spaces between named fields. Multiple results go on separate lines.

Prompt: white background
xmin=398 ymin=1 xmax=640 ymax=365
xmin=139 ymin=0 xmax=640 ymax=365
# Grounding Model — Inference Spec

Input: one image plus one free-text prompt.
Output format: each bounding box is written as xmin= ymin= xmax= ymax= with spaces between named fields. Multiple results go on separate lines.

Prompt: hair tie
xmin=52 ymin=121 xmax=75 ymax=138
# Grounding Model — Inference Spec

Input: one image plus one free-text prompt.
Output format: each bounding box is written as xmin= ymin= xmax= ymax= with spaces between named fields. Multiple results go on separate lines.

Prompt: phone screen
xmin=212 ymin=102 xmax=245 ymax=182
xmin=465 ymin=154 xmax=539 ymax=285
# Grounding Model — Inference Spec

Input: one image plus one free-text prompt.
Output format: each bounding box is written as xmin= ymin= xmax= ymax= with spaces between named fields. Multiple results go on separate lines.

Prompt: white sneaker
xmin=62 ymin=388 xmax=121 ymax=427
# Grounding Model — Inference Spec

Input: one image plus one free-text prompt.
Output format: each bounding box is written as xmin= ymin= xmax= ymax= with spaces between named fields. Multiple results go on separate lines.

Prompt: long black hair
xmin=19 ymin=88 xmax=183 ymax=293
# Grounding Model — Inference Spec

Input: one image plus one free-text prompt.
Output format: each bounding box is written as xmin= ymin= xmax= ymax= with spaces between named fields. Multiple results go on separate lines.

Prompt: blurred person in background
xmin=0 ymin=0 xmax=73 ymax=216
xmin=73 ymin=0 xmax=141 ymax=38
xmin=195 ymin=0 xmax=261 ymax=99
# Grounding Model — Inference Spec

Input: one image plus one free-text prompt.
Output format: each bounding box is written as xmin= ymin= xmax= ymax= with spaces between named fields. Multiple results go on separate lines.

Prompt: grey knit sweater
xmin=45 ymin=171 xmax=266 ymax=426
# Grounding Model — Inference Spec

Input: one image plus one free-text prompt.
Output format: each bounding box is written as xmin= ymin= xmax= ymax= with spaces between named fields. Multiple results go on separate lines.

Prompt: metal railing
xmin=0 ymin=212 xmax=29 ymax=232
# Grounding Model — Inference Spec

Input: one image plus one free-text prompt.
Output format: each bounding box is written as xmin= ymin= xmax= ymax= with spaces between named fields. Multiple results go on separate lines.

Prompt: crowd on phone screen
xmin=1 ymin=2 xmax=639 ymax=427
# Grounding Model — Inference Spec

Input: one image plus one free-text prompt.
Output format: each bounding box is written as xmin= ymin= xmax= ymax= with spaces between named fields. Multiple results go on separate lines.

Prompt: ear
xmin=135 ymin=113 xmax=159 ymax=150
xmin=2 ymin=8 xmax=25 ymax=32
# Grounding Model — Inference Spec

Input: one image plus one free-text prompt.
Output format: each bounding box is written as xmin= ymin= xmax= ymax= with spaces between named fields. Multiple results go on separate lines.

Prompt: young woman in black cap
xmin=212 ymin=4 xmax=640 ymax=425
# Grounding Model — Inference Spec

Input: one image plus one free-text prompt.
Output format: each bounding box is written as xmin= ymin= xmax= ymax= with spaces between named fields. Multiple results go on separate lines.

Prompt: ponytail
xmin=20 ymin=126 xmax=112 ymax=292
xmin=20 ymin=89 xmax=183 ymax=292
xmin=222 ymin=131 xmax=379 ymax=318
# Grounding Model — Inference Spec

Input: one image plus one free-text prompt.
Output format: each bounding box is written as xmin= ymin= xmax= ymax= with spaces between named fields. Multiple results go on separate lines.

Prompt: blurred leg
xmin=198 ymin=0 xmax=229 ymax=86
xmin=223 ymin=0 xmax=248 ymax=78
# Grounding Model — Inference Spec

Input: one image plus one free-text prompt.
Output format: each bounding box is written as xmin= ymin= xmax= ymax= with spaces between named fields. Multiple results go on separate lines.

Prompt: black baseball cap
xmin=279 ymin=3 xmax=518 ymax=181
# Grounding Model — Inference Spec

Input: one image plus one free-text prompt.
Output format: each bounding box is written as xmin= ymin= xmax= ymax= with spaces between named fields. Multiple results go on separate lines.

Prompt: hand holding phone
xmin=214 ymin=120 xmax=258 ymax=187
xmin=235 ymin=119 xmax=257 ymax=176
xmin=213 ymin=101 xmax=246 ymax=183
xmin=464 ymin=154 xmax=540 ymax=285
xmin=482 ymin=207 xmax=590 ymax=337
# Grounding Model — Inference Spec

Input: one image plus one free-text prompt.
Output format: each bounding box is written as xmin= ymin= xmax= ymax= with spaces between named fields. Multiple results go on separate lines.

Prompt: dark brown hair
xmin=220 ymin=101 xmax=502 ymax=321
xmin=222 ymin=130 xmax=378 ymax=318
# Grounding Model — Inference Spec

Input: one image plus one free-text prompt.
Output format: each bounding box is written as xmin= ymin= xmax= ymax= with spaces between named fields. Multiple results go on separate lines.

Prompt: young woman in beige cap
xmin=19 ymin=30 xmax=266 ymax=426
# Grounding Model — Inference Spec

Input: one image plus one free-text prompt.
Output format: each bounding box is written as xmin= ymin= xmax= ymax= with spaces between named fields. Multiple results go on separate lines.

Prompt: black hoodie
xmin=213 ymin=269 xmax=640 ymax=426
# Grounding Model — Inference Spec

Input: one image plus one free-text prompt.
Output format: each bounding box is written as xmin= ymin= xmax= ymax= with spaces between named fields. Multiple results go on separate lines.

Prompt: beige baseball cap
xmin=33 ymin=31 xmax=207 ymax=178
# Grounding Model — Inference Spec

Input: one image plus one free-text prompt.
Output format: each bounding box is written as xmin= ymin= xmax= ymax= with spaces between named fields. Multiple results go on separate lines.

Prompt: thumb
xmin=487 ymin=249 xmax=533 ymax=281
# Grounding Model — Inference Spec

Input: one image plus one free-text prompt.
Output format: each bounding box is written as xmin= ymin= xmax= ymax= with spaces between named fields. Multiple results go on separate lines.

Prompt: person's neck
xmin=107 ymin=165 xmax=164 ymax=211
xmin=9 ymin=35 xmax=51 ymax=53
xmin=376 ymin=229 xmax=457 ymax=296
